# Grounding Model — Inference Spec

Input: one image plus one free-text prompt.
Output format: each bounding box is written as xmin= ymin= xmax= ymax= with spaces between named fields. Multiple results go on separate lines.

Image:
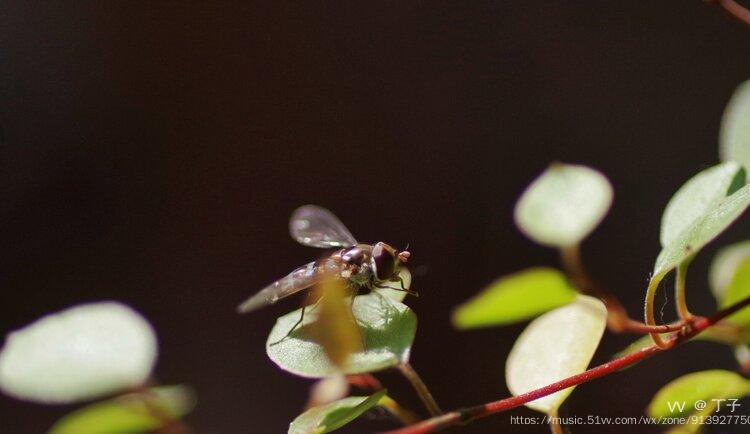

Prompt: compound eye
xmin=372 ymin=243 xmax=397 ymax=281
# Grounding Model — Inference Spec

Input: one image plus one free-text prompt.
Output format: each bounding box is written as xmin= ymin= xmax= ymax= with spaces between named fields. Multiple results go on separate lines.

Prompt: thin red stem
xmin=379 ymin=293 xmax=750 ymax=434
xmin=708 ymin=0 xmax=750 ymax=27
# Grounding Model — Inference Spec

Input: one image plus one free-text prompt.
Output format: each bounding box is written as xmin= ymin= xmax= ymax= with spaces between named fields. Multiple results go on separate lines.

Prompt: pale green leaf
xmin=709 ymin=240 xmax=750 ymax=301
xmin=452 ymin=268 xmax=576 ymax=329
xmin=720 ymin=79 xmax=750 ymax=169
xmin=48 ymin=385 xmax=196 ymax=434
xmin=514 ymin=163 xmax=613 ymax=247
xmin=289 ymin=390 xmax=386 ymax=434
xmin=660 ymin=162 xmax=744 ymax=247
xmin=0 ymin=302 xmax=158 ymax=404
xmin=505 ymin=295 xmax=607 ymax=414
xmin=718 ymin=259 xmax=750 ymax=328
xmin=654 ymin=183 xmax=750 ymax=278
xmin=267 ymin=293 xmax=416 ymax=378
xmin=647 ymin=370 xmax=750 ymax=418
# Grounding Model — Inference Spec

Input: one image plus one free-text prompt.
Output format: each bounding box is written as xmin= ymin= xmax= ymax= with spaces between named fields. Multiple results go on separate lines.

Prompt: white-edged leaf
xmin=0 ymin=302 xmax=158 ymax=404
xmin=660 ymin=162 xmax=744 ymax=247
xmin=505 ymin=295 xmax=607 ymax=414
xmin=514 ymin=163 xmax=613 ymax=248
xmin=720 ymin=79 xmax=750 ymax=169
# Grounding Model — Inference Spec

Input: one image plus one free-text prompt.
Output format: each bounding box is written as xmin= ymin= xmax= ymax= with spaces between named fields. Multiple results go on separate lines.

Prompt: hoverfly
xmin=237 ymin=205 xmax=414 ymax=337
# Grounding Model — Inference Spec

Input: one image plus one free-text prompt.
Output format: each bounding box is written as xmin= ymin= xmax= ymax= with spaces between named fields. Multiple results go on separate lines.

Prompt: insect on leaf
xmin=267 ymin=292 xmax=417 ymax=378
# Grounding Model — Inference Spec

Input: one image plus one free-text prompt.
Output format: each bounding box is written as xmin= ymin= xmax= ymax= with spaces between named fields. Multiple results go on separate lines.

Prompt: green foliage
xmin=505 ymin=295 xmax=607 ymax=415
xmin=0 ymin=302 xmax=157 ymax=404
xmin=709 ymin=240 xmax=750 ymax=301
xmin=653 ymin=182 xmax=750 ymax=278
xmin=266 ymin=293 xmax=417 ymax=378
xmin=647 ymin=370 xmax=750 ymax=418
xmin=718 ymin=259 xmax=750 ymax=328
xmin=452 ymin=268 xmax=576 ymax=329
xmin=514 ymin=163 xmax=613 ymax=248
xmin=288 ymin=391 xmax=386 ymax=434
xmin=721 ymin=79 xmax=750 ymax=170
xmin=48 ymin=386 xmax=196 ymax=434
xmin=659 ymin=162 xmax=745 ymax=247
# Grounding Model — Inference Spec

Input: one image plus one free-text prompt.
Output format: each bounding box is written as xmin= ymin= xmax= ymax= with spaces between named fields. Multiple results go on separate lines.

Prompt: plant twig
xmin=379 ymin=395 xmax=421 ymax=426
xmin=397 ymin=363 xmax=443 ymax=416
xmin=560 ymin=246 xmax=685 ymax=334
xmin=675 ymin=262 xmax=693 ymax=320
xmin=707 ymin=0 xmax=750 ymax=27
xmin=379 ymin=292 xmax=750 ymax=434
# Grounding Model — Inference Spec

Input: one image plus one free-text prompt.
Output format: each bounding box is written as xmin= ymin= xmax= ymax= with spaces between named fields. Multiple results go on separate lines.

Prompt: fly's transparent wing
xmin=289 ymin=205 xmax=358 ymax=248
xmin=237 ymin=258 xmax=344 ymax=313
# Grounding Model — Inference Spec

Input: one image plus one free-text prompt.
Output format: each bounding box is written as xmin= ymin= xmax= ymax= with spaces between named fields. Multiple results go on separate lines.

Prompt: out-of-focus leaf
xmin=267 ymin=293 xmax=417 ymax=378
xmin=289 ymin=390 xmax=386 ymax=434
xmin=307 ymin=374 xmax=349 ymax=409
xmin=709 ymin=240 xmax=750 ymax=301
xmin=514 ymin=163 xmax=613 ymax=247
xmin=647 ymin=370 xmax=750 ymax=418
xmin=718 ymin=259 xmax=750 ymax=328
xmin=720 ymin=79 xmax=750 ymax=169
xmin=452 ymin=268 xmax=576 ymax=329
xmin=660 ymin=162 xmax=744 ymax=248
xmin=48 ymin=385 xmax=196 ymax=434
xmin=505 ymin=295 xmax=607 ymax=414
xmin=0 ymin=302 xmax=158 ymax=404
xmin=311 ymin=280 xmax=362 ymax=368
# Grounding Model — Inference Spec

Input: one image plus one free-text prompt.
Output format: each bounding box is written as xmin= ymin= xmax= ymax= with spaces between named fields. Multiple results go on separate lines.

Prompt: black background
xmin=1 ymin=2 xmax=750 ymax=433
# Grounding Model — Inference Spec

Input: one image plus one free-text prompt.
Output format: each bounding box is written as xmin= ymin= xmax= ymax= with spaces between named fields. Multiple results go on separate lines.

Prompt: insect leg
xmin=269 ymin=296 xmax=324 ymax=346
xmin=374 ymin=280 xmax=419 ymax=297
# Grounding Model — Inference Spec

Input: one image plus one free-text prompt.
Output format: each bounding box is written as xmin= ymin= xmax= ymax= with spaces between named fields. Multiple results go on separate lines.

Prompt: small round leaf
xmin=289 ymin=390 xmax=386 ymax=434
xmin=514 ymin=163 xmax=613 ymax=247
xmin=505 ymin=295 xmax=607 ymax=414
xmin=660 ymin=162 xmax=745 ymax=248
xmin=0 ymin=302 xmax=158 ymax=404
xmin=49 ymin=385 xmax=197 ymax=434
xmin=648 ymin=370 xmax=750 ymax=418
xmin=267 ymin=293 xmax=417 ymax=378
xmin=720 ymin=79 xmax=750 ymax=169
xmin=452 ymin=268 xmax=576 ymax=329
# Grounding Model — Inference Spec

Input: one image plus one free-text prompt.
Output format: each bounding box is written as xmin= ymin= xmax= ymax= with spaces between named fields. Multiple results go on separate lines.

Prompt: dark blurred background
xmin=1 ymin=2 xmax=750 ymax=433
